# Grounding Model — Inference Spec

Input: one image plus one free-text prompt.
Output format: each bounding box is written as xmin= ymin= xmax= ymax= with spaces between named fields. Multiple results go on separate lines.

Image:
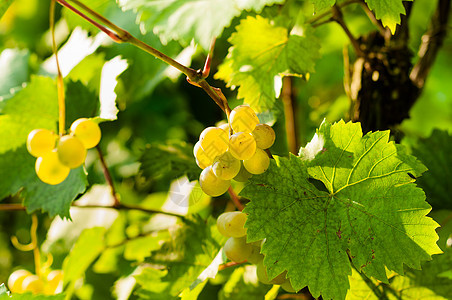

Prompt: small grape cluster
xmin=216 ymin=212 xmax=295 ymax=293
xmin=194 ymin=105 xmax=275 ymax=197
xmin=26 ymin=118 xmax=101 ymax=185
xmin=7 ymin=269 xmax=63 ymax=295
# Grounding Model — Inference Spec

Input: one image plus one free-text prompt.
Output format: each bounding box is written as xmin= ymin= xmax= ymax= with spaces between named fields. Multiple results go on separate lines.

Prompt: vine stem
xmin=56 ymin=0 xmax=231 ymax=115
xmin=50 ymin=0 xmax=65 ymax=135
xmin=227 ymin=187 xmax=244 ymax=211
xmin=331 ymin=5 xmax=365 ymax=57
xmin=96 ymin=145 xmax=120 ymax=206
xmin=282 ymin=77 xmax=298 ymax=154
xmin=30 ymin=214 xmax=41 ymax=277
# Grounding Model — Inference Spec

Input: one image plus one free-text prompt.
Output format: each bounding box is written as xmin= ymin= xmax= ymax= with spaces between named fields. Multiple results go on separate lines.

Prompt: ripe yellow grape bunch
xmin=216 ymin=212 xmax=295 ymax=293
xmin=26 ymin=118 xmax=101 ymax=185
xmin=193 ymin=105 xmax=275 ymax=197
xmin=7 ymin=269 xmax=64 ymax=295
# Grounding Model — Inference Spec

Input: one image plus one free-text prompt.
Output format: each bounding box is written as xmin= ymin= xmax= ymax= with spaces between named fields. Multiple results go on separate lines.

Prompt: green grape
xmin=57 ymin=135 xmax=87 ymax=168
xmin=229 ymin=132 xmax=256 ymax=160
xmin=8 ymin=269 xmax=31 ymax=293
xmin=45 ymin=270 xmax=63 ymax=295
xmin=35 ymin=151 xmax=70 ymax=185
xmin=223 ymin=237 xmax=252 ymax=263
xmin=280 ymin=279 xmax=296 ymax=293
xmin=70 ymin=118 xmax=101 ymax=149
xmin=256 ymin=261 xmax=287 ymax=285
xmin=243 ymin=148 xmax=270 ymax=174
xmin=230 ymin=105 xmax=259 ymax=133
xmin=212 ymin=151 xmax=241 ymax=180
xmin=199 ymin=127 xmax=229 ymax=159
xmin=193 ymin=141 xmax=214 ymax=169
xmin=233 ymin=162 xmax=253 ymax=182
xmin=247 ymin=245 xmax=264 ymax=264
xmin=22 ymin=275 xmax=44 ymax=294
xmin=199 ymin=166 xmax=231 ymax=197
xmin=252 ymin=124 xmax=275 ymax=149
xmin=216 ymin=211 xmax=247 ymax=238
xmin=27 ymin=129 xmax=56 ymax=158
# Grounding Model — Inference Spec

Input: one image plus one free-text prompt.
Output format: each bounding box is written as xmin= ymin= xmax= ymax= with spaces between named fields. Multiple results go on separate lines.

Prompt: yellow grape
xmin=218 ymin=122 xmax=231 ymax=134
xmin=27 ymin=129 xmax=56 ymax=158
xmin=35 ymin=151 xmax=70 ymax=185
xmin=216 ymin=211 xmax=247 ymax=238
xmin=44 ymin=270 xmax=63 ymax=295
xmin=8 ymin=269 xmax=31 ymax=293
xmin=199 ymin=127 xmax=229 ymax=159
xmin=223 ymin=237 xmax=252 ymax=263
xmin=233 ymin=162 xmax=253 ymax=182
xmin=212 ymin=151 xmax=241 ymax=180
xmin=243 ymin=148 xmax=270 ymax=175
xmin=228 ymin=132 xmax=256 ymax=160
xmin=193 ymin=141 xmax=214 ymax=169
xmin=199 ymin=166 xmax=230 ymax=197
xmin=22 ymin=275 xmax=44 ymax=294
xmin=230 ymin=105 xmax=259 ymax=133
xmin=70 ymin=118 xmax=101 ymax=149
xmin=252 ymin=124 xmax=275 ymax=149
xmin=57 ymin=135 xmax=87 ymax=168
xmin=280 ymin=279 xmax=296 ymax=293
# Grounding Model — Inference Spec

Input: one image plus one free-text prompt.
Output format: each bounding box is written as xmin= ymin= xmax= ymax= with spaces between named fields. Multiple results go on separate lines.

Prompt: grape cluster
xmin=194 ymin=105 xmax=275 ymax=197
xmin=216 ymin=211 xmax=295 ymax=293
xmin=7 ymin=269 xmax=63 ymax=295
xmin=27 ymin=118 xmax=101 ymax=185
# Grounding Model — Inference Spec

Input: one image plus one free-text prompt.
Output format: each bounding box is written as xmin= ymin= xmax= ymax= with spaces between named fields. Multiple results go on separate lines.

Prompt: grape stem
xmin=227 ymin=186 xmax=244 ymax=211
xmin=55 ymin=0 xmax=231 ymax=114
xmin=96 ymin=145 xmax=120 ymax=207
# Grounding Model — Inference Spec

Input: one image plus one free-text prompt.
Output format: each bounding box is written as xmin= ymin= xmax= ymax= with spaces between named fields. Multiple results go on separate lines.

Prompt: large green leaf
xmin=0 ymin=76 xmax=87 ymax=218
xmin=118 ymin=0 xmax=284 ymax=49
xmin=0 ymin=0 xmax=14 ymax=20
xmin=364 ymin=0 xmax=413 ymax=33
xmin=215 ymin=16 xmax=320 ymax=112
xmin=0 ymin=49 xmax=30 ymax=98
xmin=411 ymin=130 xmax=452 ymax=209
xmin=241 ymin=120 xmax=441 ymax=300
xmin=310 ymin=0 xmax=336 ymax=12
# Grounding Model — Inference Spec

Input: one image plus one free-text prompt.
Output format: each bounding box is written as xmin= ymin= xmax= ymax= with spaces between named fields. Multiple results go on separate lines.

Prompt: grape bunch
xmin=216 ymin=211 xmax=295 ymax=293
xmin=27 ymin=118 xmax=101 ymax=185
xmin=7 ymin=269 xmax=64 ymax=295
xmin=194 ymin=105 xmax=275 ymax=197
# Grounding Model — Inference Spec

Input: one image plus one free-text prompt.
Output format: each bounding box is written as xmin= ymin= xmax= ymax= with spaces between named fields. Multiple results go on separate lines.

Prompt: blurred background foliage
xmin=0 ymin=0 xmax=451 ymax=299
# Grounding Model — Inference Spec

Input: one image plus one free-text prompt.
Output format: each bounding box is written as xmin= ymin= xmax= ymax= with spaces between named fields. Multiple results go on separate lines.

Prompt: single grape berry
xmin=8 ymin=269 xmax=31 ymax=293
xmin=70 ymin=118 xmax=101 ymax=149
xmin=216 ymin=211 xmax=247 ymax=238
xmin=27 ymin=129 xmax=56 ymax=158
xmin=243 ymin=148 xmax=270 ymax=175
xmin=45 ymin=270 xmax=64 ymax=295
xmin=57 ymin=135 xmax=87 ymax=168
xmin=223 ymin=237 xmax=252 ymax=263
xmin=280 ymin=279 xmax=296 ymax=293
xmin=193 ymin=141 xmax=214 ymax=169
xmin=212 ymin=151 xmax=241 ymax=180
xmin=21 ymin=275 xmax=44 ymax=294
xmin=35 ymin=151 xmax=70 ymax=185
xmin=199 ymin=127 xmax=229 ymax=159
xmin=199 ymin=166 xmax=231 ymax=197
xmin=233 ymin=162 xmax=253 ymax=182
xmin=247 ymin=245 xmax=264 ymax=264
xmin=256 ymin=261 xmax=287 ymax=285
xmin=228 ymin=132 xmax=256 ymax=160
xmin=230 ymin=105 xmax=259 ymax=133
xmin=252 ymin=124 xmax=275 ymax=149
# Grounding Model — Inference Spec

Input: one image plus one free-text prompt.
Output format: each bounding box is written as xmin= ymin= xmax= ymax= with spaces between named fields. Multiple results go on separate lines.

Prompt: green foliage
xmin=118 ymin=0 xmax=284 ymax=49
xmin=310 ymin=0 xmax=336 ymax=12
xmin=219 ymin=267 xmax=271 ymax=300
xmin=64 ymin=81 xmax=99 ymax=129
xmin=0 ymin=49 xmax=29 ymax=98
xmin=411 ymin=130 xmax=452 ymax=209
xmin=364 ymin=0 xmax=413 ymax=33
xmin=140 ymin=141 xmax=201 ymax=182
xmin=242 ymin=120 xmax=441 ymax=300
xmin=216 ymin=16 xmax=320 ymax=112
xmin=0 ymin=0 xmax=14 ymax=20
xmin=0 ymin=294 xmax=65 ymax=300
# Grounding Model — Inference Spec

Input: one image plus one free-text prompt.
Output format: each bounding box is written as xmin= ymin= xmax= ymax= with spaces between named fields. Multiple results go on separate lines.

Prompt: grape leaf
xmin=137 ymin=216 xmax=227 ymax=298
xmin=219 ymin=266 xmax=272 ymax=300
xmin=63 ymin=227 xmax=106 ymax=286
xmin=411 ymin=130 xmax=452 ymax=209
xmin=0 ymin=76 xmax=87 ymax=218
xmin=139 ymin=141 xmax=201 ymax=182
xmin=310 ymin=0 xmax=336 ymax=12
xmin=241 ymin=120 xmax=441 ymax=300
xmin=364 ymin=0 xmax=413 ymax=34
xmin=118 ymin=0 xmax=284 ymax=49
xmin=215 ymin=16 xmax=320 ymax=112
xmin=0 ymin=49 xmax=30 ymax=98
xmin=65 ymin=80 xmax=99 ymax=129
xmin=0 ymin=0 xmax=14 ymax=20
